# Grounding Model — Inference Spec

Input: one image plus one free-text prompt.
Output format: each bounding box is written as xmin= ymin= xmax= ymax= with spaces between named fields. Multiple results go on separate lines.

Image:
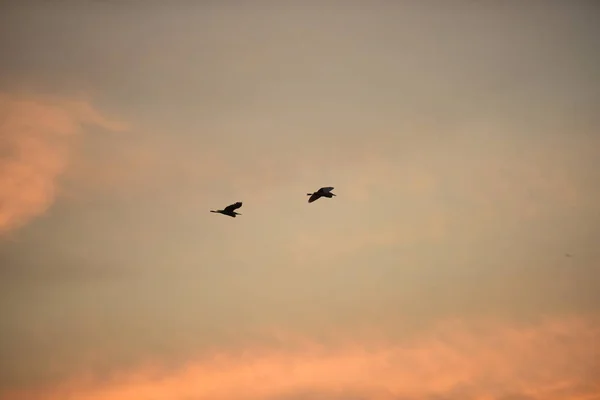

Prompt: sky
xmin=1 ymin=1 xmax=599 ymax=399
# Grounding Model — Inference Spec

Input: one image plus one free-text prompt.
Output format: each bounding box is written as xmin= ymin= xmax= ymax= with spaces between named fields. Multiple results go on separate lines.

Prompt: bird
xmin=307 ymin=187 xmax=336 ymax=203
xmin=210 ymin=201 xmax=243 ymax=217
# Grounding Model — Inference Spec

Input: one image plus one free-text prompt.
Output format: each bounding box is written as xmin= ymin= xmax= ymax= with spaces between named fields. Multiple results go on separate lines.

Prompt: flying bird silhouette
xmin=307 ymin=187 xmax=336 ymax=203
xmin=210 ymin=201 xmax=243 ymax=217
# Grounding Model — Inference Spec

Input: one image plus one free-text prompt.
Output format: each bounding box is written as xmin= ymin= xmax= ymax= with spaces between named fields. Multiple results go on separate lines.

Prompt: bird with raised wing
xmin=210 ymin=201 xmax=243 ymax=217
xmin=307 ymin=187 xmax=336 ymax=203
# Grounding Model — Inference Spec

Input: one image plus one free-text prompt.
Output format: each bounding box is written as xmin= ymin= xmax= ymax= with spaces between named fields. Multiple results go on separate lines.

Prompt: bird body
xmin=307 ymin=186 xmax=336 ymax=203
xmin=210 ymin=201 xmax=243 ymax=217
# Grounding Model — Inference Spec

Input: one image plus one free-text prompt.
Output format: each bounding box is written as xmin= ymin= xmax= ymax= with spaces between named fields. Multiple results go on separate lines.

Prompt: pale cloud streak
xmin=0 ymin=92 xmax=127 ymax=235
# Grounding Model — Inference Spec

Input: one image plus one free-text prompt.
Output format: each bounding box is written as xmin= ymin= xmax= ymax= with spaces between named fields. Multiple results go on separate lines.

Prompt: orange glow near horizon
xmin=3 ymin=315 xmax=599 ymax=400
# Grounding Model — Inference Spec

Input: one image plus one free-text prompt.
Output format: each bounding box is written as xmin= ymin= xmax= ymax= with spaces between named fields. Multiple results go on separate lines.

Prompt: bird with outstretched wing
xmin=210 ymin=201 xmax=243 ymax=217
xmin=307 ymin=187 xmax=336 ymax=203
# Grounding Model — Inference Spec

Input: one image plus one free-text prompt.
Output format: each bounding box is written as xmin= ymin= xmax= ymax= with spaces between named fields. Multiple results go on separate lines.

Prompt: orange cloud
xmin=0 ymin=92 xmax=127 ymax=235
xmin=4 ymin=315 xmax=598 ymax=400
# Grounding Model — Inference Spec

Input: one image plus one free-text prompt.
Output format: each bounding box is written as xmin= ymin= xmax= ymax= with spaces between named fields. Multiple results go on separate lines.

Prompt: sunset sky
xmin=1 ymin=1 xmax=599 ymax=399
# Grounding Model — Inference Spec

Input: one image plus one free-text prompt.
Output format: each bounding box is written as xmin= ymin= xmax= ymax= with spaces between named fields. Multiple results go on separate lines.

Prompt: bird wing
xmin=224 ymin=202 xmax=243 ymax=212
xmin=308 ymin=193 xmax=321 ymax=203
xmin=321 ymin=187 xmax=334 ymax=193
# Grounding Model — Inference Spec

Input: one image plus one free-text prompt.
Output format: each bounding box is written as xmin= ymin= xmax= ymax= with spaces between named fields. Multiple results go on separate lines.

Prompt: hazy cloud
xmin=0 ymin=92 xmax=127 ymax=235
xmin=3 ymin=315 xmax=598 ymax=400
